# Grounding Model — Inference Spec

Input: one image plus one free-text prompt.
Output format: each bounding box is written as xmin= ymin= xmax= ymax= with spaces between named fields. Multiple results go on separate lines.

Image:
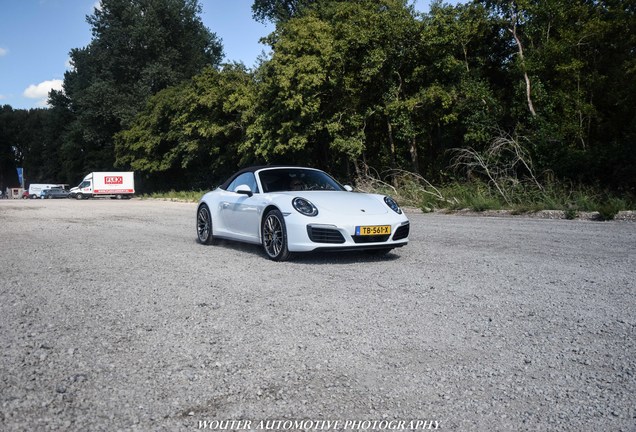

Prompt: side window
xmin=227 ymin=172 xmax=259 ymax=194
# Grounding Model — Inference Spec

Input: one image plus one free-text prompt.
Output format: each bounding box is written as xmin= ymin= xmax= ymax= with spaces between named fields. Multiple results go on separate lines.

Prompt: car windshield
xmin=258 ymin=168 xmax=345 ymax=193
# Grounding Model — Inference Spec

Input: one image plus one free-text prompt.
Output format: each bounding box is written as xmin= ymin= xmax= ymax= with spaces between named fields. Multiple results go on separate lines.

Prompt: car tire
xmin=262 ymin=209 xmax=291 ymax=261
xmin=197 ymin=204 xmax=216 ymax=245
xmin=76 ymin=193 xmax=84 ymax=200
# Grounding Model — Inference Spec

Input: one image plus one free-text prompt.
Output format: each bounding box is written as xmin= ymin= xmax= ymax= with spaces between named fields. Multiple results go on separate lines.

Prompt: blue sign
xmin=16 ymin=167 xmax=23 ymax=187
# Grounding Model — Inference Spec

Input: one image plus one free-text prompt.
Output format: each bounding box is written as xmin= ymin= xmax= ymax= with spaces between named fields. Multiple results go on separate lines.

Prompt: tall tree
xmin=409 ymin=2 xmax=501 ymax=178
xmin=0 ymin=107 xmax=64 ymax=187
xmin=483 ymin=0 xmax=538 ymax=117
xmin=247 ymin=0 xmax=424 ymax=176
xmin=0 ymin=106 xmax=20 ymax=190
xmin=115 ymin=64 xmax=255 ymax=190
xmin=49 ymin=0 xmax=222 ymax=183
xmin=246 ymin=14 xmax=336 ymax=167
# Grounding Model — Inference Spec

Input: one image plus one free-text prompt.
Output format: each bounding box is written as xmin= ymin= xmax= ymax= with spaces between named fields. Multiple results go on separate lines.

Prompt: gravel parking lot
xmin=1 ymin=199 xmax=634 ymax=431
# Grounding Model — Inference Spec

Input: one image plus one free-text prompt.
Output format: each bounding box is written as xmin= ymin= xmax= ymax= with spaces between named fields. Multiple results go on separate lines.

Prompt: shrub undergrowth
xmin=140 ymin=190 xmax=205 ymax=202
xmin=353 ymin=169 xmax=633 ymax=220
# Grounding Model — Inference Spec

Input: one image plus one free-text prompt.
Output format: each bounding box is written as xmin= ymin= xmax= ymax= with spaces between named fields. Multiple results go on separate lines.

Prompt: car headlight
xmin=384 ymin=196 xmax=402 ymax=214
xmin=292 ymin=197 xmax=318 ymax=216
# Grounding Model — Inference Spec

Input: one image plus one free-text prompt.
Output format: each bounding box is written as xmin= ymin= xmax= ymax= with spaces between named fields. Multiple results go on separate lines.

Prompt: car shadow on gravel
xmin=197 ymin=238 xmax=401 ymax=265
xmin=291 ymin=250 xmax=401 ymax=265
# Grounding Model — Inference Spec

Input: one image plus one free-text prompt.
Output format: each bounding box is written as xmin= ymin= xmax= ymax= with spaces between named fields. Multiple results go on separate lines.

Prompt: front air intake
xmin=307 ymin=226 xmax=346 ymax=244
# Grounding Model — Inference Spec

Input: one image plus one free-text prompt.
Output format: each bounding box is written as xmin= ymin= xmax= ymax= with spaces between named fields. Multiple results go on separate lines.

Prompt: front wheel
xmin=76 ymin=193 xmax=84 ymax=200
xmin=262 ymin=209 xmax=291 ymax=261
xmin=197 ymin=204 xmax=216 ymax=245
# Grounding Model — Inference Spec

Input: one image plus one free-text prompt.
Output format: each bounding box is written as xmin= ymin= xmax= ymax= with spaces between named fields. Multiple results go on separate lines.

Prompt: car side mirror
xmin=344 ymin=185 xmax=353 ymax=192
xmin=235 ymin=184 xmax=253 ymax=197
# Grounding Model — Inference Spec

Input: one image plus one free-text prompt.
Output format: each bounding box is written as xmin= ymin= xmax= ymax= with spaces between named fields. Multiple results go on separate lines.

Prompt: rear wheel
xmin=262 ymin=209 xmax=291 ymax=261
xmin=197 ymin=204 xmax=216 ymax=245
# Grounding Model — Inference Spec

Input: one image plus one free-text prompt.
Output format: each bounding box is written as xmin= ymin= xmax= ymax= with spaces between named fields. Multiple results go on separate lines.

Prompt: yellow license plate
xmin=356 ymin=225 xmax=391 ymax=236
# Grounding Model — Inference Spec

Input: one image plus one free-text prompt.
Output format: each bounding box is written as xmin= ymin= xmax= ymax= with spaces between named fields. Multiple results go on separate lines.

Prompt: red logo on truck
xmin=105 ymin=176 xmax=123 ymax=185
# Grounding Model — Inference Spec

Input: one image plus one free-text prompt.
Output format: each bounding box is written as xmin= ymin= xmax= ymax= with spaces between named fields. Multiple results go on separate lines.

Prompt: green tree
xmin=0 ymin=106 xmax=66 ymax=187
xmin=0 ymin=106 xmax=21 ymax=190
xmin=479 ymin=0 xmax=636 ymax=189
xmin=409 ymin=2 xmax=501 ymax=178
xmin=252 ymin=0 xmax=315 ymax=23
xmin=50 ymin=0 xmax=222 ymax=184
xmin=247 ymin=0 xmax=425 ymax=177
xmin=527 ymin=0 xmax=635 ymax=188
xmin=246 ymin=15 xmax=336 ymax=167
xmin=115 ymin=64 xmax=255 ymax=190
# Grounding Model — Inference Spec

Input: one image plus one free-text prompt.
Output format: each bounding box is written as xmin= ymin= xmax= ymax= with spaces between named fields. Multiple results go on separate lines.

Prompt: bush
xmin=596 ymin=197 xmax=627 ymax=221
xmin=140 ymin=190 xmax=206 ymax=202
xmin=353 ymin=168 xmax=633 ymax=218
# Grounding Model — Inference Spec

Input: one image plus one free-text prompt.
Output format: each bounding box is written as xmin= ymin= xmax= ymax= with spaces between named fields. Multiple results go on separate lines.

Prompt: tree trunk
xmin=409 ymin=136 xmax=419 ymax=173
xmin=387 ymin=120 xmax=398 ymax=187
xmin=352 ymin=158 xmax=361 ymax=178
xmin=509 ymin=20 xmax=536 ymax=117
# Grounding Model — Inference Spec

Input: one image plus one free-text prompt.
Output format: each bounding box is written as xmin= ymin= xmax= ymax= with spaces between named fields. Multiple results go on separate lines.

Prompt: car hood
xmin=280 ymin=191 xmax=389 ymax=216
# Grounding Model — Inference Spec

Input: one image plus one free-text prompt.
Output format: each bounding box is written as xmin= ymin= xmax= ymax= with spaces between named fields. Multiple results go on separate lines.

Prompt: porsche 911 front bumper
xmin=284 ymin=217 xmax=410 ymax=252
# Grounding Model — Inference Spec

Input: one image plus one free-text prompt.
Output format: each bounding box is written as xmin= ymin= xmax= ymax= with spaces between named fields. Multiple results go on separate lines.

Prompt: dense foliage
xmin=115 ymin=63 xmax=254 ymax=189
xmin=1 ymin=0 xmax=634 ymax=197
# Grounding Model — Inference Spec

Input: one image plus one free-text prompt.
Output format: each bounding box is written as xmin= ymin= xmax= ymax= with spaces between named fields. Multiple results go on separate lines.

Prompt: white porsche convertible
xmin=196 ymin=166 xmax=410 ymax=261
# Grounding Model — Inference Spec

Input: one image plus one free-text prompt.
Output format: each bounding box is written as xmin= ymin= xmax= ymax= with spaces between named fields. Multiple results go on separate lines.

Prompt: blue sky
xmin=0 ymin=0 xmax=455 ymax=110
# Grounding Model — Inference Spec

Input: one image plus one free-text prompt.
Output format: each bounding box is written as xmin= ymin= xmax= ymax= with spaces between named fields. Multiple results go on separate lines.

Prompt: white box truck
xmin=28 ymin=183 xmax=66 ymax=199
xmin=70 ymin=172 xmax=135 ymax=200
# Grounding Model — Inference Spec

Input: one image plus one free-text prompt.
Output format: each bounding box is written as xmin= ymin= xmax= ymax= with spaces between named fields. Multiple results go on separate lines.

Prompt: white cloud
xmin=0 ymin=94 xmax=6 ymax=100
xmin=23 ymin=79 xmax=64 ymax=106
xmin=0 ymin=47 xmax=7 ymax=57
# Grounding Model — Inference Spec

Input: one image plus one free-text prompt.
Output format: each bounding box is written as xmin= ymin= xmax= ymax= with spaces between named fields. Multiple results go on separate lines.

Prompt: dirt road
xmin=1 ymin=199 xmax=634 ymax=431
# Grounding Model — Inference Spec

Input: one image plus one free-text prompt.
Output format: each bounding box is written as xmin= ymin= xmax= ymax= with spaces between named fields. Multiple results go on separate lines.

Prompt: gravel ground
xmin=0 ymin=199 xmax=634 ymax=431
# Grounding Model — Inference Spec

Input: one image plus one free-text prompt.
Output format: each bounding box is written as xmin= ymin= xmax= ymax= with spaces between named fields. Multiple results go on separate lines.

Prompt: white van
xmin=69 ymin=172 xmax=135 ymax=200
xmin=27 ymin=184 xmax=66 ymax=199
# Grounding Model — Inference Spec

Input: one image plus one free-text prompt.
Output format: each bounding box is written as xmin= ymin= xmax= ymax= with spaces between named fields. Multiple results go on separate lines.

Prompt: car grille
xmin=307 ymin=226 xmax=345 ymax=244
xmin=352 ymin=234 xmax=390 ymax=243
xmin=392 ymin=223 xmax=410 ymax=240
